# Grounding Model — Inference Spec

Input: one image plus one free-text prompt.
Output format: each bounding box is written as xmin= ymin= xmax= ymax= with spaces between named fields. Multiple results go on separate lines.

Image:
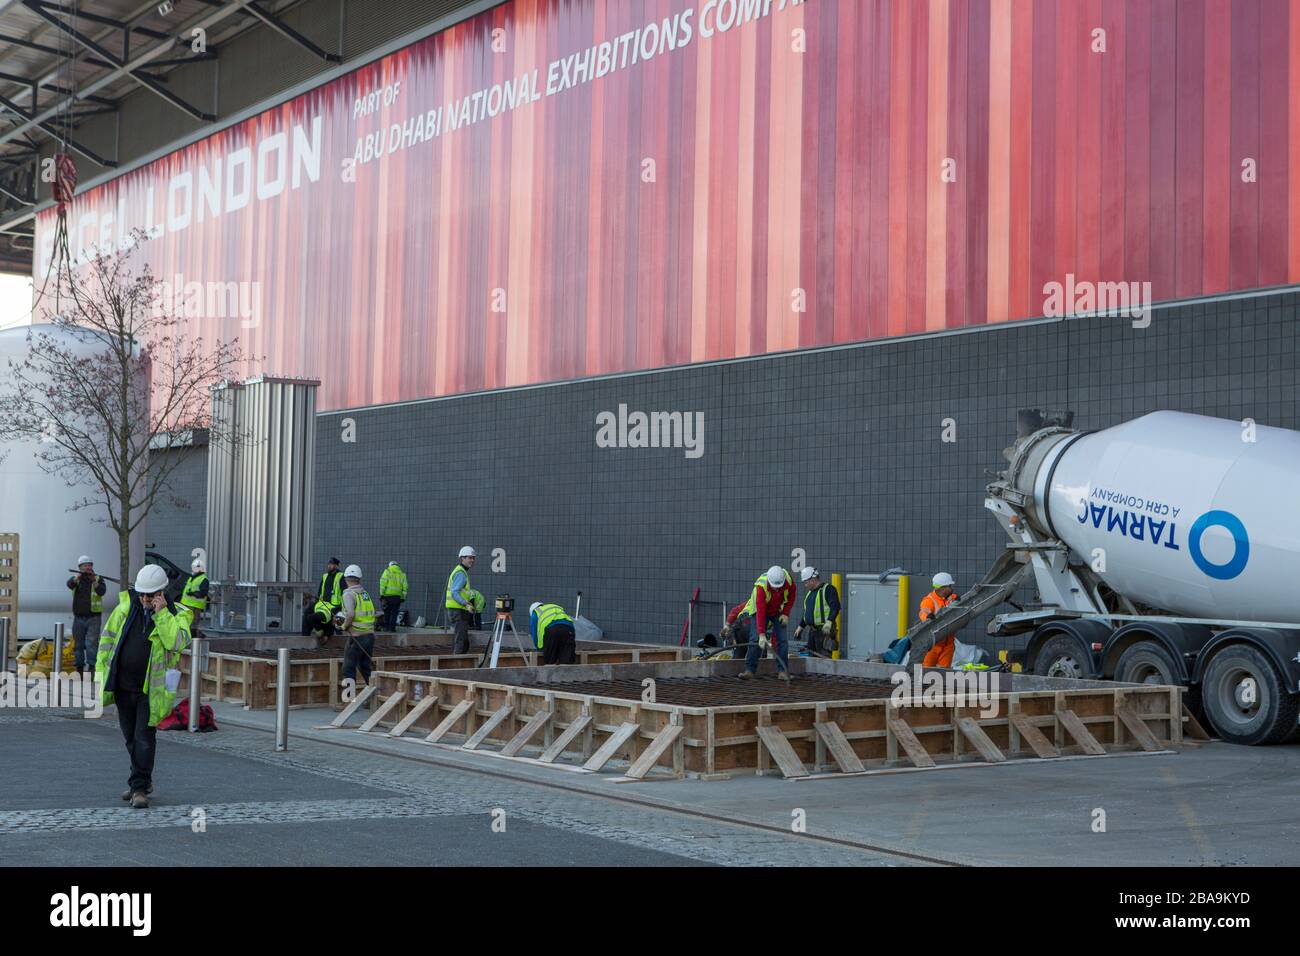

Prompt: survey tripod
xmin=478 ymin=594 xmax=530 ymax=669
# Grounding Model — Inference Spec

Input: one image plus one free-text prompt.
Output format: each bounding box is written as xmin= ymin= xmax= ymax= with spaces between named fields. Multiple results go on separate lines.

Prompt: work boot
xmin=121 ymin=784 xmax=153 ymax=801
xmin=129 ymin=791 xmax=150 ymax=810
xmin=738 ymin=670 xmax=754 ymax=680
xmin=779 ymin=671 xmax=791 ymax=684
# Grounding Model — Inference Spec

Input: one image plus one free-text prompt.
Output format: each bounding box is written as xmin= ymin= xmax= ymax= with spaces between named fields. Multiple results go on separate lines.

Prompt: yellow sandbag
xmin=16 ymin=638 xmax=77 ymax=676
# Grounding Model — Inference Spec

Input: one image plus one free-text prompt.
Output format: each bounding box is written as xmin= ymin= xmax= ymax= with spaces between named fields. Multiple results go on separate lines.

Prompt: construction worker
xmin=919 ymin=572 xmax=961 ymax=667
xmin=301 ymin=597 xmax=336 ymax=642
xmin=528 ymin=601 xmax=577 ymax=665
xmin=445 ymin=546 xmax=477 ymax=654
xmin=795 ymin=567 xmax=840 ymax=656
xmin=722 ymin=566 xmax=796 ymax=679
xmin=66 ymin=555 xmax=107 ymax=673
xmin=318 ymin=557 xmax=344 ymax=616
xmin=339 ymin=564 xmax=376 ymax=687
xmin=16 ymin=636 xmax=76 ymax=675
xmin=378 ymin=560 xmax=409 ymax=632
xmin=180 ymin=557 xmax=209 ymax=619
xmin=96 ymin=564 xmax=192 ymax=809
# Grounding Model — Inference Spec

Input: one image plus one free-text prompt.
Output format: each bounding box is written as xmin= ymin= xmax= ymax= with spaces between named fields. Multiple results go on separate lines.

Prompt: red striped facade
xmin=34 ymin=0 xmax=1300 ymax=412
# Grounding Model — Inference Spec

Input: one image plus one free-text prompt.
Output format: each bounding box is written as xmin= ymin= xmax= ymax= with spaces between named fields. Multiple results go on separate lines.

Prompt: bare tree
xmin=0 ymin=230 xmax=252 ymax=586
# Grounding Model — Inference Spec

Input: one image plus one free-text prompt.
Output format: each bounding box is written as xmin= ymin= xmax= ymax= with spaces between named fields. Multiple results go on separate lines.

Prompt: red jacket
xmin=727 ymin=580 xmax=796 ymax=637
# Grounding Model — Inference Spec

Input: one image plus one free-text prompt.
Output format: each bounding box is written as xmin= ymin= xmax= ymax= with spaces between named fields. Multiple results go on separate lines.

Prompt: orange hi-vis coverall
xmin=919 ymin=590 xmax=960 ymax=667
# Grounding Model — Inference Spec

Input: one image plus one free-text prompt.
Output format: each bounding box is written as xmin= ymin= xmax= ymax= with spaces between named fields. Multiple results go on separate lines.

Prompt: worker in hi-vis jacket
xmin=919 ymin=572 xmax=960 ymax=667
xmin=722 ymin=566 xmax=796 ymax=679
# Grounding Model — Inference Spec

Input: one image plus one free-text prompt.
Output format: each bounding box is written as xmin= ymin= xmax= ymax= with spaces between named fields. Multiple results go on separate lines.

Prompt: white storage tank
xmin=1022 ymin=411 xmax=1300 ymax=624
xmin=0 ymin=324 xmax=144 ymax=639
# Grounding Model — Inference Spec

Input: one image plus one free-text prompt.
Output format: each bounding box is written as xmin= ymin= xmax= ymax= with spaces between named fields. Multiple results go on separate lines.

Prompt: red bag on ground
xmin=158 ymin=697 xmax=219 ymax=732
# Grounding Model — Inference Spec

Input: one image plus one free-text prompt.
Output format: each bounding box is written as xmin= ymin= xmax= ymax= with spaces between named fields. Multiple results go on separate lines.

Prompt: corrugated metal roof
xmin=0 ymin=1 xmax=217 ymax=107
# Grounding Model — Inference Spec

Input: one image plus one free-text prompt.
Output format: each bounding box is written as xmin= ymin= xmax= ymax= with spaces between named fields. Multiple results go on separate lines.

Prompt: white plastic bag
xmin=950 ymin=639 xmax=985 ymax=668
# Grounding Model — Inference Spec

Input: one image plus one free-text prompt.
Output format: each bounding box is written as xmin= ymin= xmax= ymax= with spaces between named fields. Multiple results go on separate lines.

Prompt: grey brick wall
xmin=145 ymin=443 xmax=209 ymax=568
xmin=154 ymin=289 xmax=1300 ymax=652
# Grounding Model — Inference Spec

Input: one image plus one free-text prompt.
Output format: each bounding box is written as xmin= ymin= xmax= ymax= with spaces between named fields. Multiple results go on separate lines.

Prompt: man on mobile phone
xmin=95 ymin=565 xmax=192 ymax=809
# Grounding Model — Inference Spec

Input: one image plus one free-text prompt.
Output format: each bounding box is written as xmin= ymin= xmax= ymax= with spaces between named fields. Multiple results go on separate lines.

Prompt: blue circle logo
xmin=1188 ymin=510 xmax=1250 ymax=580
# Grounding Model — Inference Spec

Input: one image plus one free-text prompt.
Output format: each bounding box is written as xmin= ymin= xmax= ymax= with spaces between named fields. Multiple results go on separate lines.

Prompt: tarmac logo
xmin=889 ymin=665 xmax=998 ymax=719
xmin=595 ymin=404 xmax=704 ymax=459
xmin=50 ymin=886 xmax=152 ymax=936
xmin=0 ymin=671 xmax=103 ymax=718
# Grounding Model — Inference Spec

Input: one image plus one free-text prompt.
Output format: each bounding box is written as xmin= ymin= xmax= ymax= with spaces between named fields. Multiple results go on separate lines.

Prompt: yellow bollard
xmin=897 ymin=574 xmax=910 ymax=639
xmin=831 ymin=572 xmax=844 ymax=659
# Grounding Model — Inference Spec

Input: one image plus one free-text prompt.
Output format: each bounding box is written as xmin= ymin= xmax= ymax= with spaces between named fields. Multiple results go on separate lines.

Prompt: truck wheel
xmin=1115 ymin=642 xmax=1178 ymax=685
xmin=1200 ymin=645 xmax=1300 ymax=746
xmin=1033 ymin=635 xmax=1091 ymax=679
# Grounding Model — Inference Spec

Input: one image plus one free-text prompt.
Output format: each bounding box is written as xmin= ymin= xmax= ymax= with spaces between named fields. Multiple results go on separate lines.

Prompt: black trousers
xmin=115 ymin=689 xmax=156 ymax=793
xmin=727 ymin=616 xmax=753 ymax=653
xmin=342 ymin=633 xmax=374 ymax=684
xmin=450 ymin=609 xmax=474 ymax=654
xmin=381 ymin=596 xmax=402 ymax=632
xmin=301 ymin=607 xmax=335 ymax=638
xmin=804 ymin=624 xmax=826 ymax=655
xmin=541 ymin=623 xmax=577 ymax=665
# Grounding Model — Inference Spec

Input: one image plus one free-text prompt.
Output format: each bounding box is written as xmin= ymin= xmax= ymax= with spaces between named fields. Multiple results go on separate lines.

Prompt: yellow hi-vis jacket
xmin=95 ymin=592 xmax=192 ymax=727
xmin=379 ymin=564 xmax=409 ymax=599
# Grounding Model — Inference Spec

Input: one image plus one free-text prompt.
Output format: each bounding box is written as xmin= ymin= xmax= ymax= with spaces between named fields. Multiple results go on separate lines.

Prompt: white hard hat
xmin=191 ymin=558 xmax=205 ymax=573
xmin=134 ymin=564 xmax=169 ymax=594
xmin=459 ymin=546 xmax=476 ymax=558
xmin=932 ymin=572 xmax=955 ymax=589
xmin=800 ymin=567 xmax=818 ymax=583
xmin=766 ymin=566 xmax=786 ymax=588
xmin=388 ymin=560 xmax=397 ymax=567
xmin=530 ymin=602 xmax=542 ymax=615
xmin=76 ymin=555 xmax=93 ymax=566
xmin=344 ymin=564 xmax=362 ymax=579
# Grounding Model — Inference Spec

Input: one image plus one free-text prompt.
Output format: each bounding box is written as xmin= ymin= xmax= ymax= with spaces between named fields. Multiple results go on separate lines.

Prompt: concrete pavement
xmin=3 ymin=701 xmax=1297 ymax=866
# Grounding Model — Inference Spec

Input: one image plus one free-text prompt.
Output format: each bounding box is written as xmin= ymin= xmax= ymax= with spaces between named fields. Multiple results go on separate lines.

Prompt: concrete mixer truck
xmin=906 ymin=409 xmax=1300 ymax=746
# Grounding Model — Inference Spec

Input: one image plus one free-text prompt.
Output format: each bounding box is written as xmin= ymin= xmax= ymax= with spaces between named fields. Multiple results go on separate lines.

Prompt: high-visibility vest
xmin=810 ymin=583 xmax=836 ymax=627
xmin=96 ymin=592 xmax=192 ymax=728
xmin=74 ymin=575 xmax=105 ymax=614
xmin=743 ymin=570 xmax=790 ymax=616
xmin=919 ymin=590 xmax=958 ymax=622
xmin=350 ymin=589 xmax=376 ymax=632
xmin=380 ymin=564 xmax=408 ymax=598
xmin=445 ymin=563 xmax=472 ymax=610
xmin=320 ymin=570 xmax=343 ymax=608
xmin=533 ymin=603 xmax=572 ymax=649
xmin=180 ymin=573 xmax=208 ymax=611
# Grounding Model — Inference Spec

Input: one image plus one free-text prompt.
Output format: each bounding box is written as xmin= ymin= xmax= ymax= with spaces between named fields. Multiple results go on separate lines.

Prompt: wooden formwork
xmin=362 ymin=658 xmax=1185 ymax=781
xmin=179 ymin=636 xmax=689 ymax=710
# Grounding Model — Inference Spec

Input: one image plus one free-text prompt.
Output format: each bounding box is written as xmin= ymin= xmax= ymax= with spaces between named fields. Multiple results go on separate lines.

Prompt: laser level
xmin=479 ymin=593 xmax=528 ymax=668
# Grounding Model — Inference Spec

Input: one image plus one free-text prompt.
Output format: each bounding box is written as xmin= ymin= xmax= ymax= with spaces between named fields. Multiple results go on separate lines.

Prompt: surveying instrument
xmin=479 ymin=594 xmax=530 ymax=668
